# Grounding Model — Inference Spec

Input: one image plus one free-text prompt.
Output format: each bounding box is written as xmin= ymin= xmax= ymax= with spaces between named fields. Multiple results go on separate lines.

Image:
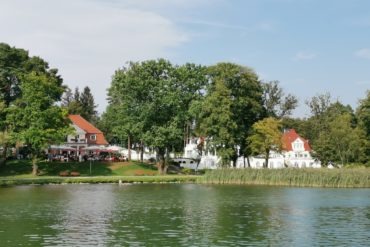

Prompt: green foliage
xmin=0 ymin=43 xmax=63 ymax=131
xmin=197 ymin=63 xmax=264 ymax=166
xmin=5 ymin=72 xmax=71 ymax=174
xmin=356 ymin=91 xmax=370 ymax=161
xmin=262 ymin=80 xmax=298 ymax=118
xmin=62 ymin=86 xmax=97 ymax=122
xmin=200 ymin=168 xmax=370 ymax=188
xmin=104 ymin=59 xmax=207 ymax=173
xmin=248 ymin=117 xmax=283 ymax=168
xmin=357 ymin=91 xmax=370 ymax=136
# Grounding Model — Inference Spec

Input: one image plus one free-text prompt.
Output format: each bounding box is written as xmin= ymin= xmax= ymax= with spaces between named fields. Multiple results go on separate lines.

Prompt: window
xmin=90 ymin=134 xmax=96 ymax=141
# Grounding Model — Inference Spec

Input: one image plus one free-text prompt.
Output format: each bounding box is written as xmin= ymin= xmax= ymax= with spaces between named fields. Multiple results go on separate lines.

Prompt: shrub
xmin=70 ymin=171 xmax=80 ymax=176
xmin=59 ymin=171 xmax=69 ymax=176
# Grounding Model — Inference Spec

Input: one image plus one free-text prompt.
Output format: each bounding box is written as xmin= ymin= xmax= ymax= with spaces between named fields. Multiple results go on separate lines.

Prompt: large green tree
xmin=247 ymin=117 xmax=283 ymax=168
xmin=6 ymin=72 xmax=71 ymax=175
xmin=104 ymin=59 xmax=207 ymax=173
xmin=0 ymin=43 xmax=63 ymax=162
xmin=197 ymin=63 xmax=264 ymax=166
xmin=313 ymin=113 xmax=366 ymax=165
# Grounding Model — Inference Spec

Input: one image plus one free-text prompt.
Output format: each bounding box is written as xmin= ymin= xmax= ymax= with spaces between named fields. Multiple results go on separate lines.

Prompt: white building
xmin=182 ymin=129 xmax=321 ymax=169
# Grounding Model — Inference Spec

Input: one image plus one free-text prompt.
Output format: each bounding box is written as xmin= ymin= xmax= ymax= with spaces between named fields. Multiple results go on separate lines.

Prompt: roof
xmin=68 ymin=115 xmax=108 ymax=145
xmin=281 ymin=129 xmax=311 ymax=151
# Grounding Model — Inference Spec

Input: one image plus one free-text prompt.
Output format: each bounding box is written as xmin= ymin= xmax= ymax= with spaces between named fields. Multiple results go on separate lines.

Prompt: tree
xmin=263 ymin=80 xmax=298 ymax=118
xmin=313 ymin=113 xmax=366 ymax=165
xmin=0 ymin=43 xmax=63 ymax=163
xmin=197 ymin=63 xmax=264 ymax=166
xmin=305 ymin=93 xmax=332 ymax=117
xmin=104 ymin=59 xmax=207 ymax=173
xmin=356 ymin=91 xmax=370 ymax=165
xmin=80 ymin=86 xmax=97 ymax=122
xmin=247 ymin=117 xmax=283 ymax=168
xmin=61 ymin=86 xmax=98 ymax=122
xmin=0 ymin=130 xmax=9 ymax=165
xmin=199 ymin=80 xmax=237 ymax=166
xmin=357 ymin=91 xmax=370 ymax=137
xmin=6 ymin=72 xmax=71 ymax=175
xmin=61 ymin=87 xmax=73 ymax=107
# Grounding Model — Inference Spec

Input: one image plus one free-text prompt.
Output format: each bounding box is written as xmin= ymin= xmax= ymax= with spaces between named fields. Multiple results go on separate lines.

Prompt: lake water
xmin=0 ymin=184 xmax=369 ymax=246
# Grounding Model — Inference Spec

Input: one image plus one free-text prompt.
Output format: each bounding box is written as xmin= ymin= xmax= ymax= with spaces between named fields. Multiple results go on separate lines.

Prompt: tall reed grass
xmin=199 ymin=168 xmax=370 ymax=188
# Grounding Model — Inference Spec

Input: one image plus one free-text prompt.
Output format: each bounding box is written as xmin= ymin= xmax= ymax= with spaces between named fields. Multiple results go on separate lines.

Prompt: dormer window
xmin=90 ymin=134 xmax=96 ymax=141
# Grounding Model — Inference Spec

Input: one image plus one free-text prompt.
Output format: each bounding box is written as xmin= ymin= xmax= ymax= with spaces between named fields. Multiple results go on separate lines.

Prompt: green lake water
xmin=0 ymin=184 xmax=369 ymax=246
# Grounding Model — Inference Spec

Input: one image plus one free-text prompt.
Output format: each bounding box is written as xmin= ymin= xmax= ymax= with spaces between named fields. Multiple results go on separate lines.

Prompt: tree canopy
xmin=102 ymin=59 xmax=207 ymax=173
xmin=196 ymin=63 xmax=264 ymax=166
xmin=61 ymin=86 xmax=97 ymax=122
xmin=247 ymin=117 xmax=283 ymax=168
xmin=6 ymin=73 xmax=71 ymax=174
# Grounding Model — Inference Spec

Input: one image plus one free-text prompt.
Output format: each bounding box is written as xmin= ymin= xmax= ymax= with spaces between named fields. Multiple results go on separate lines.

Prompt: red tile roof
xmin=281 ymin=129 xmax=311 ymax=151
xmin=68 ymin=115 xmax=108 ymax=145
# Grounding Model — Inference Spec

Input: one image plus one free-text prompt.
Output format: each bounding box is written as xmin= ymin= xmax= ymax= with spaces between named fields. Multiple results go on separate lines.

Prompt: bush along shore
xmin=199 ymin=168 xmax=370 ymax=188
xmin=0 ymin=175 xmax=200 ymax=186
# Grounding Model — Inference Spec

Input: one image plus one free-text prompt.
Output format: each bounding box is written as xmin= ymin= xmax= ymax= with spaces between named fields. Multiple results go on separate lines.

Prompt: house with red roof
xmin=280 ymin=129 xmax=319 ymax=168
xmin=182 ymin=129 xmax=321 ymax=169
xmin=49 ymin=115 xmax=109 ymax=159
xmin=242 ymin=129 xmax=321 ymax=168
xmin=66 ymin=114 xmax=108 ymax=150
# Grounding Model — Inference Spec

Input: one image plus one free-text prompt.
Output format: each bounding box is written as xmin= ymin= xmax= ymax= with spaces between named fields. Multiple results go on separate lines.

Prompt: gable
xmin=68 ymin=115 xmax=108 ymax=145
xmin=282 ymin=129 xmax=311 ymax=152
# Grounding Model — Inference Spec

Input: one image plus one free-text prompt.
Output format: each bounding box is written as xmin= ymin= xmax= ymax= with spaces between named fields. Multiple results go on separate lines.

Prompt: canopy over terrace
xmin=49 ymin=145 xmax=77 ymax=154
xmin=81 ymin=146 xmax=122 ymax=154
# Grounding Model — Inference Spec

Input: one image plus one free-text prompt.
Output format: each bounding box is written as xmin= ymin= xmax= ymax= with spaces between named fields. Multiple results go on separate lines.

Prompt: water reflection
xmin=0 ymin=184 xmax=369 ymax=246
xmin=45 ymin=185 xmax=117 ymax=246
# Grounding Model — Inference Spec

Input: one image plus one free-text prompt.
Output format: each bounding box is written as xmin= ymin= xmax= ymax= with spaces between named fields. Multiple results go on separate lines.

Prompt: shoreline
xmin=1 ymin=168 xmax=370 ymax=188
xmin=0 ymin=175 xmax=200 ymax=186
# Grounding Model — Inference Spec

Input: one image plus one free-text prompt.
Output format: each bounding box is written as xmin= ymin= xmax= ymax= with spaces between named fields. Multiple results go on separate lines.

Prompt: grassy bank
xmin=0 ymin=160 xmax=160 ymax=177
xmin=0 ymin=159 xmax=199 ymax=186
xmin=0 ymin=175 xmax=200 ymax=186
xmin=199 ymin=168 xmax=370 ymax=188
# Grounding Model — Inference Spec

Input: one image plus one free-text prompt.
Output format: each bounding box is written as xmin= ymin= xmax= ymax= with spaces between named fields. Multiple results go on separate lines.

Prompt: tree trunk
xmin=232 ymin=155 xmax=238 ymax=168
xmin=1 ymin=144 xmax=8 ymax=166
xmin=140 ymin=140 xmax=144 ymax=162
xmin=32 ymin=157 xmax=38 ymax=176
xmin=264 ymin=149 xmax=270 ymax=168
xmin=127 ymin=136 xmax=131 ymax=161
xmin=157 ymin=149 xmax=167 ymax=175
xmin=184 ymin=124 xmax=187 ymax=150
xmin=246 ymin=156 xmax=251 ymax=168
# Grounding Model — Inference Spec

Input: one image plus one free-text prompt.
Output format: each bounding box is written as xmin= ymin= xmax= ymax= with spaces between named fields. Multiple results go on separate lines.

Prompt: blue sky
xmin=0 ymin=0 xmax=369 ymax=117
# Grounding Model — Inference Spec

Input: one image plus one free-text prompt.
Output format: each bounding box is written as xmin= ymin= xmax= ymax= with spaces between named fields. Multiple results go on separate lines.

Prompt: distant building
xmin=66 ymin=115 xmax=108 ymax=150
xmin=49 ymin=115 xmax=108 ymax=157
xmin=183 ymin=129 xmax=321 ymax=169
xmin=239 ymin=129 xmax=321 ymax=169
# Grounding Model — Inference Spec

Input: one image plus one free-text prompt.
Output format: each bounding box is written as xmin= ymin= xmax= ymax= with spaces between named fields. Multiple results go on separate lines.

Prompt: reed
xmin=199 ymin=168 xmax=370 ymax=188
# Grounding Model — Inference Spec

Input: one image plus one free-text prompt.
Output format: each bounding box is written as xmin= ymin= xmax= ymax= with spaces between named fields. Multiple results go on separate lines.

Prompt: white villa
xmin=182 ymin=129 xmax=321 ymax=169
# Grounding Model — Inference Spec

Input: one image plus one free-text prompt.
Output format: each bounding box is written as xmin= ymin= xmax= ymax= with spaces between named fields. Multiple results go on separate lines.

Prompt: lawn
xmin=0 ymin=159 xmax=159 ymax=178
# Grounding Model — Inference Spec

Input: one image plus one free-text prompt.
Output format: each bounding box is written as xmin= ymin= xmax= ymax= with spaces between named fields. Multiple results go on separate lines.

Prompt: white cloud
xmin=354 ymin=48 xmax=370 ymax=59
xmin=293 ymin=51 xmax=317 ymax=61
xmin=0 ymin=0 xmax=200 ymax=113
